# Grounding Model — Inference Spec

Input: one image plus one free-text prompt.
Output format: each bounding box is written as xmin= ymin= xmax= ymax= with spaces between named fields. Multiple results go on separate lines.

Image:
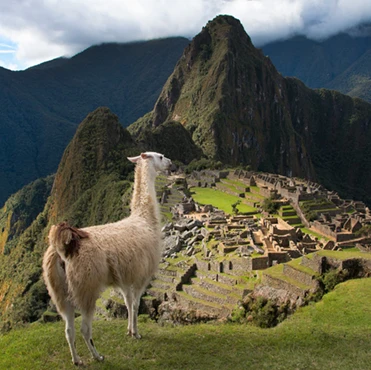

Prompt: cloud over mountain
xmin=1 ymin=0 xmax=371 ymax=69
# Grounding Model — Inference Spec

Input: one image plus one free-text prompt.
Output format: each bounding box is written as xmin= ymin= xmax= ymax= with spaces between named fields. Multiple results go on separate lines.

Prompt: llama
xmin=43 ymin=152 xmax=172 ymax=365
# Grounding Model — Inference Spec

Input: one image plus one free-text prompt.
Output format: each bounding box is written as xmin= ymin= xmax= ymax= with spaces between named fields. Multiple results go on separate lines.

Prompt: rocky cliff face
xmin=130 ymin=15 xmax=371 ymax=204
xmin=130 ymin=16 xmax=317 ymax=180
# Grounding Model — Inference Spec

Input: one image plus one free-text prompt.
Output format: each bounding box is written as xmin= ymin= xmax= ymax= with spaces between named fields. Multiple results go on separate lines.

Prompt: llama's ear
xmin=127 ymin=155 xmax=141 ymax=163
xmin=140 ymin=153 xmax=152 ymax=160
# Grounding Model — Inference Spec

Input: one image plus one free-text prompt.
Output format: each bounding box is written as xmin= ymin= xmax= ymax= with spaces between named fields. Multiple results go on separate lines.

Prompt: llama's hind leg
xmin=131 ymin=286 xmax=144 ymax=339
xmin=62 ymin=303 xmax=82 ymax=366
xmin=80 ymin=310 xmax=104 ymax=362
xmin=120 ymin=286 xmax=135 ymax=337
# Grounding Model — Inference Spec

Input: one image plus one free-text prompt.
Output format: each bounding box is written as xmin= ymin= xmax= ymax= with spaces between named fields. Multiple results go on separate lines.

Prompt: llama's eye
xmin=160 ymin=156 xmax=163 ymax=160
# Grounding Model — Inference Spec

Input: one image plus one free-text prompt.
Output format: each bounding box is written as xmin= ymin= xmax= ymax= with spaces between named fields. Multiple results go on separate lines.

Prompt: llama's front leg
xmin=63 ymin=303 xmax=83 ymax=366
xmin=80 ymin=312 xmax=104 ymax=362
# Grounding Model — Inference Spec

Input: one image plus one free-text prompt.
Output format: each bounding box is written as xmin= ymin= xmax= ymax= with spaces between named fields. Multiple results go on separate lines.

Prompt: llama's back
xmin=82 ymin=215 xmax=162 ymax=288
xmin=48 ymin=216 xmax=162 ymax=310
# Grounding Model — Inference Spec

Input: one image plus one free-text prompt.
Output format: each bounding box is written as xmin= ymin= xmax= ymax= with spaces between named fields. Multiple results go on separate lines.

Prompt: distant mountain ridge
xmin=2 ymin=15 xmax=371 ymax=208
xmin=0 ymin=37 xmax=189 ymax=206
xmin=263 ymin=31 xmax=371 ymax=102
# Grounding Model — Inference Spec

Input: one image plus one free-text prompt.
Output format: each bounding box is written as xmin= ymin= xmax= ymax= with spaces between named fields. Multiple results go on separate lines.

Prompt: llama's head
xmin=128 ymin=152 xmax=172 ymax=172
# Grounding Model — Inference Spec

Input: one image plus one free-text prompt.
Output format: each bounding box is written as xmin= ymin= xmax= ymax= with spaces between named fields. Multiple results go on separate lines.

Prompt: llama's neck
xmin=130 ymin=160 xmax=160 ymax=227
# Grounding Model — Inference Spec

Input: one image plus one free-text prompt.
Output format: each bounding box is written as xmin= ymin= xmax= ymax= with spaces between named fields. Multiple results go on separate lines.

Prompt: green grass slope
xmin=1 ymin=278 xmax=371 ymax=369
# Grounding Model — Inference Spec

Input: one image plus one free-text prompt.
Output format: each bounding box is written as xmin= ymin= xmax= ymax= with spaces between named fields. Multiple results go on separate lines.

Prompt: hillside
xmin=0 ymin=37 xmax=189 ymax=206
xmin=130 ymin=15 xmax=371 ymax=204
xmin=262 ymin=31 xmax=371 ymax=102
xmin=1 ymin=278 xmax=371 ymax=369
xmin=0 ymin=107 xmax=139 ymax=328
xmin=0 ymin=176 xmax=54 ymax=255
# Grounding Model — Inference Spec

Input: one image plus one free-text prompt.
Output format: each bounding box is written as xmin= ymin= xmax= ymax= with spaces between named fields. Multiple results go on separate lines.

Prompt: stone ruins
xmin=105 ymin=169 xmax=371 ymax=322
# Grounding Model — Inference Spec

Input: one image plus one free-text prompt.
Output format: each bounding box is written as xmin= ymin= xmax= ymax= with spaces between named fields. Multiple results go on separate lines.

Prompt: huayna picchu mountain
xmin=130 ymin=15 xmax=371 ymax=204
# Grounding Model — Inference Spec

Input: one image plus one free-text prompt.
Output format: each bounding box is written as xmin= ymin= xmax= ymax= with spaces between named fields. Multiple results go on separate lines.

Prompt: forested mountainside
xmin=262 ymin=30 xmax=371 ymax=102
xmin=0 ymin=37 xmax=189 ymax=206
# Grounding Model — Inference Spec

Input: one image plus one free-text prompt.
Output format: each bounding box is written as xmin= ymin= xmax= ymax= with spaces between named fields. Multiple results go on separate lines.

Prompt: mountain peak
xmin=149 ymin=14 xmax=255 ymax=130
xmin=131 ymin=14 xmax=316 ymax=179
xmin=50 ymin=107 xmax=136 ymax=222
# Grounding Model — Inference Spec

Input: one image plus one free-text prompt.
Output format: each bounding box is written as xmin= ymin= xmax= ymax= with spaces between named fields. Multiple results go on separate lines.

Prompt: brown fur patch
xmin=56 ymin=222 xmax=89 ymax=258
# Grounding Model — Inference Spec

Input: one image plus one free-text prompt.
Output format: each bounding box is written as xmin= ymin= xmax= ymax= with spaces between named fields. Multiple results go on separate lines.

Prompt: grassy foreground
xmin=1 ymin=278 xmax=371 ymax=369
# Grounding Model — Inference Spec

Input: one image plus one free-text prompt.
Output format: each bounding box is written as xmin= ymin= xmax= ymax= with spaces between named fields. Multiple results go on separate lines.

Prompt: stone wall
xmin=283 ymin=264 xmax=319 ymax=288
xmin=300 ymin=254 xmax=326 ymax=274
xmin=335 ymin=232 xmax=356 ymax=243
xmin=251 ymin=256 xmax=269 ymax=270
xmin=268 ymin=252 xmax=290 ymax=266
xmin=260 ymin=274 xmax=308 ymax=302
xmin=311 ymin=220 xmax=337 ymax=239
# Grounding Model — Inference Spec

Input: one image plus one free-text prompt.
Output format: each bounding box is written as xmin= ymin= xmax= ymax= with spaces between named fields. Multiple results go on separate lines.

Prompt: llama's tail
xmin=48 ymin=222 xmax=89 ymax=260
xmin=43 ymin=222 xmax=89 ymax=315
xmin=42 ymin=244 xmax=70 ymax=314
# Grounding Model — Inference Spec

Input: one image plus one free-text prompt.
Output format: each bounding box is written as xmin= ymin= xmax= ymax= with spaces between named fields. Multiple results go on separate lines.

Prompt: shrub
xmin=306 ymin=211 xmax=318 ymax=221
xmin=231 ymin=200 xmax=241 ymax=214
xmin=231 ymin=296 xmax=290 ymax=328
xmin=184 ymin=158 xmax=223 ymax=173
xmin=319 ymin=268 xmax=349 ymax=293
xmin=261 ymin=197 xmax=279 ymax=214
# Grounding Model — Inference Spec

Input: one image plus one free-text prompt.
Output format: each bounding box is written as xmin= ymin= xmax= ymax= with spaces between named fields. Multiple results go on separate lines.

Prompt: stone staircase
xmin=145 ymin=264 xmax=183 ymax=301
xmin=143 ymin=260 xmax=254 ymax=319
xmin=173 ymin=268 xmax=251 ymax=317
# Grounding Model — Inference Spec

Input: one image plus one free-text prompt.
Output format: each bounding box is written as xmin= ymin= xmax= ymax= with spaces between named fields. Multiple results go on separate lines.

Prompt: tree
xmin=261 ymin=197 xmax=279 ymax=214
xmin=231 ymin=200 xmax=241 ymax=214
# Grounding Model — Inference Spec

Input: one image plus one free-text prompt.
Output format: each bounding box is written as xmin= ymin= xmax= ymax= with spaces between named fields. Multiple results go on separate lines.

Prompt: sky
xmin=1 ymin=0 xmax=371 ymax=71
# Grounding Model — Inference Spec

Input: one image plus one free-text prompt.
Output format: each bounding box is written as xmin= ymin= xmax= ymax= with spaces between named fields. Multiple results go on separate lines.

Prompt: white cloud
xmin=0 ymin=0 xmax=371 ymax=70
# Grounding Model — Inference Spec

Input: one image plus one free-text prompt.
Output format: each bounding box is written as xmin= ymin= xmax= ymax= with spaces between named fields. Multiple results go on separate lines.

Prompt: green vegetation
xmin=0 ymin=175 xmax=54 ymax=255
xmin=299 ymin=199 xmax=339 ymax=221
xmin=190 ymin=187 xmax=257 ymax=213
xmin=300 ymin=227 xmax=329 ymax=241
xmin=184 ymin=158 xmax=223 ymax=173
xmin=355 ymin=224 xmax=371 ymax=238
xmin=263 ymin=32 xmax=371 ymax=103
xmin=318 ymin=269 xmax=350 ymax=294
xmin=261 ymin=197 xmax=279 ymax=214
xmin=2 ymin=278 xmax=371 ymax=369
xmin=231 ymin=200 xmax=241 ymax=214
xmin=315 ymin=249 xmax=371 ymax=261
